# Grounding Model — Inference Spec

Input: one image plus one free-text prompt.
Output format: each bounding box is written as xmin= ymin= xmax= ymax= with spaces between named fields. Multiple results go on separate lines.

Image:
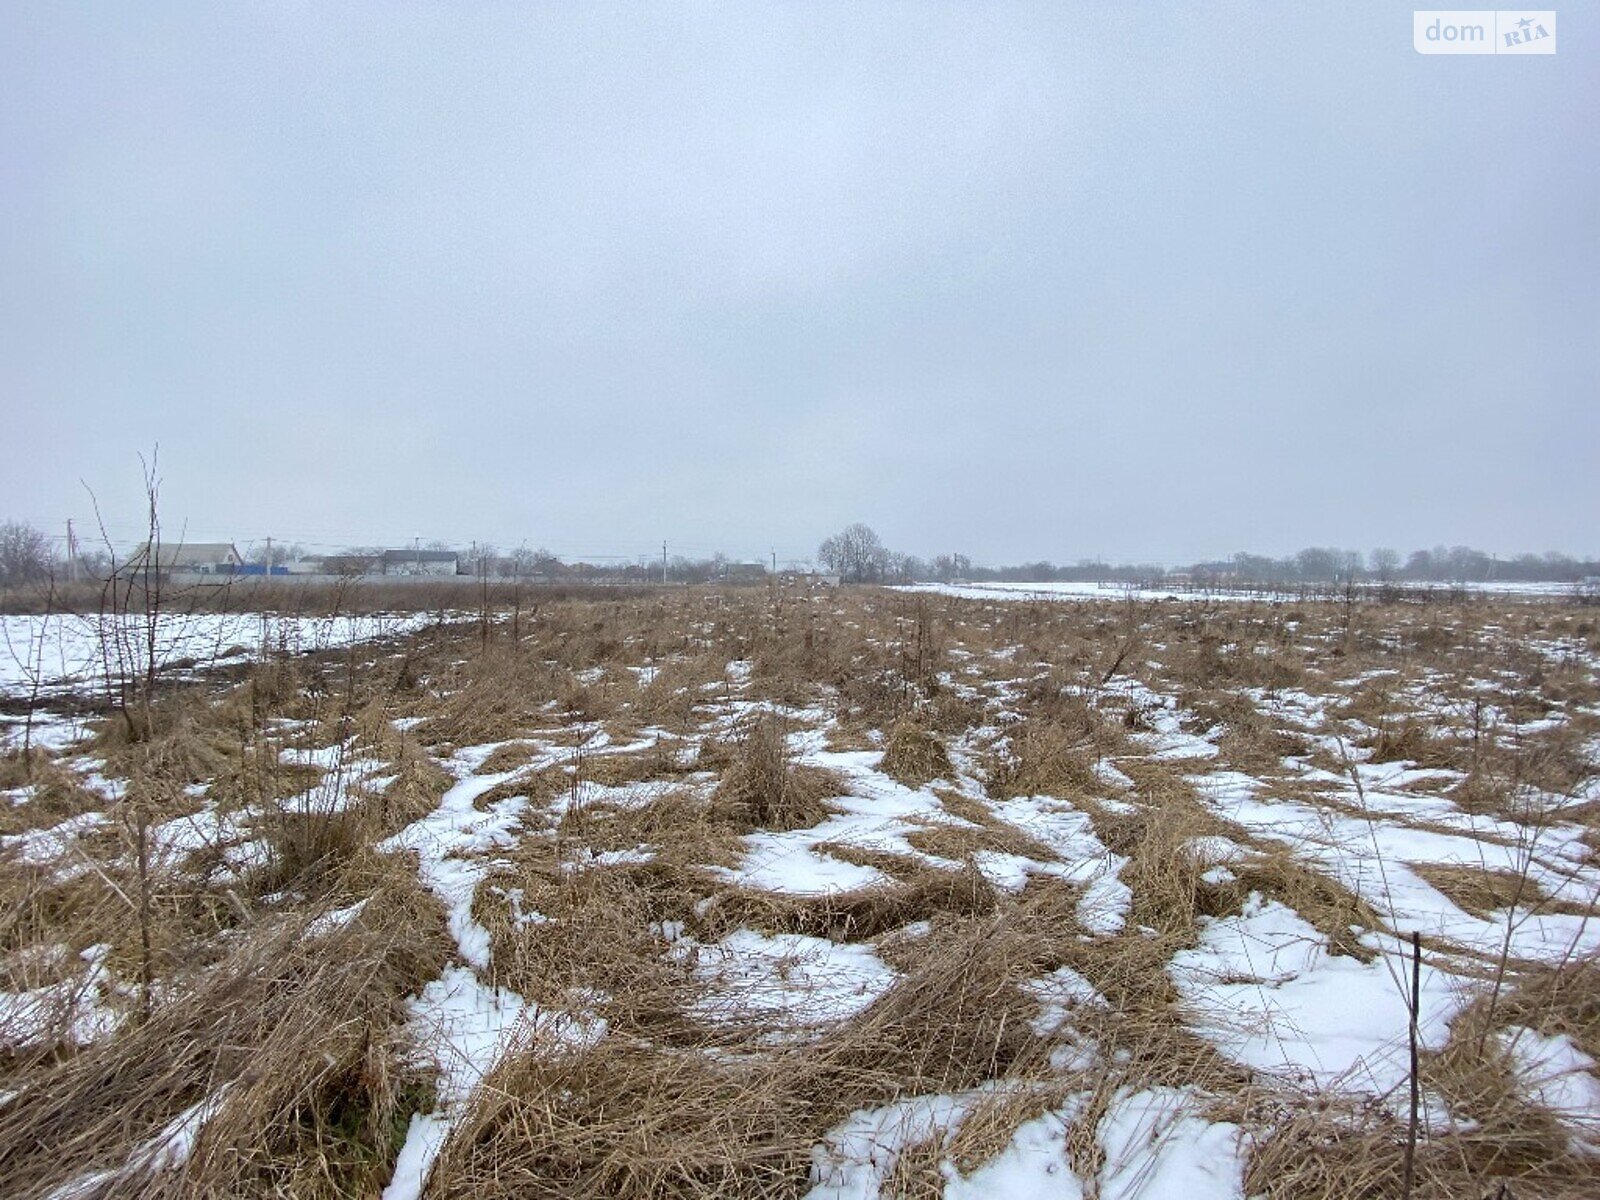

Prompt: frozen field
xmin=898 ymin=579 xmax=1588 ymax=604
xmin=1 ymin=589 xmax=1597 ymax=1197
xmin=0 ymin=610 xmax=443 ymax=699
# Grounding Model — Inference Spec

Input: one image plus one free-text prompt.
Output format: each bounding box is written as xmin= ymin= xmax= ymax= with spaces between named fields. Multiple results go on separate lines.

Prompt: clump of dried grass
xmin=1172 ymin=632 xmax=1307 ymax=692
xmin=1367 ymin=721 xmax=1463 ymax=770
xmin=699 ymin=861 xmax=1000 ymax=945
xmin=0 ymin=755 xmax=103 ymax=837
xmin=1248 ymin=980 xmax=1600 ymax=1199
xmin=433 ymin=905 xmax=1057 ymax=1199
xmin=905 ymin=801 xmax=1061 ymax=865
xmin=431 ymin=1033 xmax=821 ymax=1199
xmin=1413 ymin=863 xmax=1553 ymax=920
xmin=1224 ymin=850 xmax=1381 ymax=961
xmin=92 ymin=692 xmax=241 ymax=785
xmin=1183 ymin=690 xmax=1313 ymax=774
xmin=424 ymin=644 xmax=556 ymax=744
xmin=710 ymin=717 xmax=841 ymax=832
xmin=0 ymin=872 xmax=450 ymax=1198
xmin=879 ymin=717 xmax=953 ymax=788
xmin=844 ymin=917 xmax=1044 ymax=1085
xmin=987 ymin=719 xmax=1099 ymax=800
xmin=0 ymin=744 xmax=54 ymax=791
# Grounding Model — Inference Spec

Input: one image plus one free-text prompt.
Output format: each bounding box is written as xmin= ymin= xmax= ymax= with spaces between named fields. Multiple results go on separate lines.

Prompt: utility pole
xmin=662 ymin=540 xmax=668 ymax=586
xmin=265 ymin=536 xmax=272 ymax=575
xmin=65 ymin=519 xmax=76 ymax=582
xmin=771 ymin=547 xmax=776 ymax=576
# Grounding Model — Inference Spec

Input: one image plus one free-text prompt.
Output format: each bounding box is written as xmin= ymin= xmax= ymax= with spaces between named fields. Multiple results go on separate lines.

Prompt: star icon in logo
xmin=1517 ymin=16 xmax=1533 ymax=30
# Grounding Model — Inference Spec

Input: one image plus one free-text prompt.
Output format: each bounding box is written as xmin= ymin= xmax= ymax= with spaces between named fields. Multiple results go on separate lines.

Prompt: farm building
xmin=127 ymin=542 xmax=244 ymax=575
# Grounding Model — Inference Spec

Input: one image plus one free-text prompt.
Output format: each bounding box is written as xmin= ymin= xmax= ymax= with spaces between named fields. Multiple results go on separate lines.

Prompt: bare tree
xmin=818 ymin=523 xmax=889 ymax=583
xmin=0 ymin=520 xmax=54 ymax=586
xmin=245 ymin=541 xmax=305 ymax=568
xmin=461 ymin=542 xmax=498 ymax=578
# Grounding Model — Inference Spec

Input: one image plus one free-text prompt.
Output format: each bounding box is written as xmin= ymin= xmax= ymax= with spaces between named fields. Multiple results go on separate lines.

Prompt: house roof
xmin=380 ymin=548 xmax=458 ymax=563
xmin=131 ymin=542 xmax=241 ymax=566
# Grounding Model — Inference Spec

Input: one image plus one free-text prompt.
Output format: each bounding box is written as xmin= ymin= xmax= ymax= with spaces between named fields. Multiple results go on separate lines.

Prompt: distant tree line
xmin=815 ymin=525 xmax=1600 ymax=587
xmin=3 ymin=516 xmax=1596 ymax=589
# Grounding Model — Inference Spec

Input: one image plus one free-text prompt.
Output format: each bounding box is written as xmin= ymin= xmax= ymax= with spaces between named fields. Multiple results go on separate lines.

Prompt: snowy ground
xmin=897 ymin=579 xmax=1588 ymax=604
xmin=3 ymin=590 xmax=1597 ymax=1197
xmin=0 ymin=610 xmax=442 ymax=700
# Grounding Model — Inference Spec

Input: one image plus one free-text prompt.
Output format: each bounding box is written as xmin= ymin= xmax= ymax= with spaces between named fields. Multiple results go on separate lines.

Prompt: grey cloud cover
xmin=2 ymin=3 xmax=1594 ymax=564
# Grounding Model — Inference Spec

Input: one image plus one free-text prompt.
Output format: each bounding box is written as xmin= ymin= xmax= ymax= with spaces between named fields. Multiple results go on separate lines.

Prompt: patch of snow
xmin=1170 ymin=894 xmax=1463 ymax=1095
xmin=683 ymin=929 xmax=897 ymax=1029
xmin=804 ymin=1089 xmax=995 ymax=1200
xmin=944 ymin=1100 xmax=1087 ymax=1199
xmin=1499 ymin=1026 xmax=1600 ymax=1141
xmin=1097 ymin=1086 xmax=1246 ymax=1200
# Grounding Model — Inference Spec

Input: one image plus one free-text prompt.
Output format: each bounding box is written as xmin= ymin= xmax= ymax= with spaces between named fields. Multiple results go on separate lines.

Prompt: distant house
xmin=128 ymin=542 xmax=244 ymax=575
xmin=381 ymin=549 xmax=459 ymax=576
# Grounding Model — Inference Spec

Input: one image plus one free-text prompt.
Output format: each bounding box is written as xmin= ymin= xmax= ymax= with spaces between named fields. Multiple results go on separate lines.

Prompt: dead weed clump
xmin=0 ymin=875 xmax=450 ymax=1199
xmin=698 ymin=862 xmax=1001 ymax=946
xmin=1366 ymin=721 xmax=1464 ymax=770
xmin=91 ymin=692 xmax=241 ymax=786
xmin=425 ymin=647 xmax=557 ymax=745
xmin=430 ymin=1035 xmax=821 ymax=1199
xmin=987 ymin=719 xmax=1099 ymax=800
xmin=1250 ymin=973 xmax=1600 ymax=1199
xmin=879 ymin=717 xmax=954 ymax=788
xmin=438 ymin=907 xmax=1061 ymax=1200
xmin=1412 ymin=862 xmax=1556 ymax=921
xmin=710 ymin=717 xmax=841 ymax=832
xmin=1229 ymin=849 xmax=1381 ymax=961
xmin=835 ymin=913 xmax=1050 ymax=1095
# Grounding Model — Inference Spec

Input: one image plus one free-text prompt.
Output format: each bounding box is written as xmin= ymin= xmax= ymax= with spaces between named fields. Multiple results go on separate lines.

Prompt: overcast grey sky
xmin=2 ymin=3 xmax=1594 ymax=565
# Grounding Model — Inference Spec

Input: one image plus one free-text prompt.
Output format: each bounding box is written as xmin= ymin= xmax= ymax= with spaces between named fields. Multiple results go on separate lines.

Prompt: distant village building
xmin=381 ymin=549 xmax=459 ymax=576
xmin=128 ymin=542 xmax=244 ymax=575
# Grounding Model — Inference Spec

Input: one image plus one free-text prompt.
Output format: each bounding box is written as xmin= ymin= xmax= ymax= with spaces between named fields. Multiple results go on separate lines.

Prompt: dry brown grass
xmin=986 ymin=718 xmax=1101 ymax=800
xmin=1247 ymin=979 xmax=1600 ymax=1199
xmin=701 ymin=862 xmax=1001 ymax=946
xmin=879 ymin=716 xmax=954 ymax=787
xmin=431 ymin=906 xmax=1063 ymax=1199
xmin=1367 ymin=721 xmax=1465 ymax=770
xmin=710 ymin=716 xmax=842 ymax=832
xmin=0 ymin=869 xmax=450 ymax=1199
xmin=4 ymin=586 xmax=1597 ymax=1196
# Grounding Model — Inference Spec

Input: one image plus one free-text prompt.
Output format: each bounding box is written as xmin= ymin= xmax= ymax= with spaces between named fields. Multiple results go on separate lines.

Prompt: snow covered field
xmin=0 ymin=610 xmax=441 ymax=699
xmin=898 ymin=579 xmax=1588 ymax=604
xmin=2 ymin=589 xmax=1597 ymax=1197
